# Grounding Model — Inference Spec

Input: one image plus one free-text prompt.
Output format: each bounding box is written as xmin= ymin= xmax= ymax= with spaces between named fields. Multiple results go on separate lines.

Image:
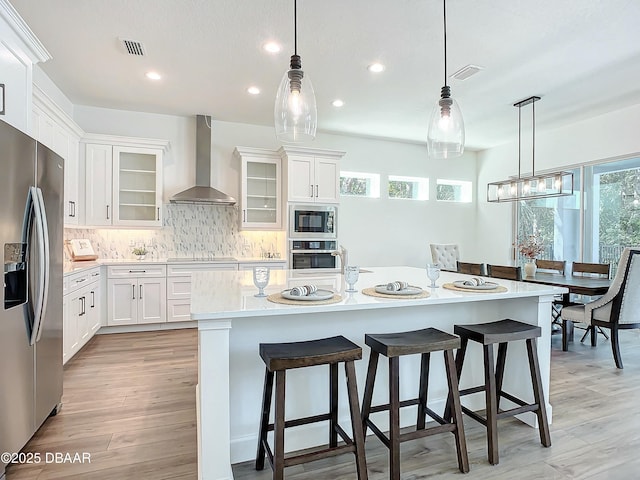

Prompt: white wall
xmin=476 ymin=103 xmax=640 ymax=265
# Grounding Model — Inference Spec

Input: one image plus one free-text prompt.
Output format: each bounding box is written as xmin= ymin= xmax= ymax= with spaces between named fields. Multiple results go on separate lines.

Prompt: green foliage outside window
xmin=436 ymin=184 xmax=455 ymax=201
xmin=340 ymin=177 xmax=368 ymax=196
xmin=389 ymin=180 xmax=414 ymax=198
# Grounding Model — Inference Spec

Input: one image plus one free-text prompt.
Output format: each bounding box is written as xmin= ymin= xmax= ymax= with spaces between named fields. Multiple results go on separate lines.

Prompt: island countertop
xmin=191 ymin=266 xmax=566 ymax=320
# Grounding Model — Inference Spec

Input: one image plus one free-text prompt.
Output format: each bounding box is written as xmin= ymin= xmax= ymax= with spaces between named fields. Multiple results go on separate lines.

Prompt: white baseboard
xmin=97 ymin=321 xmax=197 ymax=334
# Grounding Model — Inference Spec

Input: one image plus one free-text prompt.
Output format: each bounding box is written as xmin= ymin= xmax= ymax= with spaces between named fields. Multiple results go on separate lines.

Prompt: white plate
xmin=281 ymin=289 xmax=335 ymax=301
xmin=374 ymin=285 xmax=423 ymax=295
xmin=452 ymin=281 xmax=500 ymax=290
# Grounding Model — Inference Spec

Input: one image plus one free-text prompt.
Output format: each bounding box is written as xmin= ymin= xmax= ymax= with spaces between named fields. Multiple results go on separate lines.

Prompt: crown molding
xmin=32 ymin=84 xmax=84 ymax=138
xmin=81 ymin=132 xmax=171 ymax=152
xmin=0 ymin=0 xmax=51 ymax=63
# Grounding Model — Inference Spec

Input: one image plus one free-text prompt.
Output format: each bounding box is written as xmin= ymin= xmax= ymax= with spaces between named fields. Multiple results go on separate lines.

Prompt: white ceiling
xmin=10 ymin=0 xmax=640 ymax=150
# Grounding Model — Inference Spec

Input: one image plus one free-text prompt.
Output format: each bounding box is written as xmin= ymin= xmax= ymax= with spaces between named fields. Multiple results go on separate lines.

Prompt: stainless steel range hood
xmin=170 ymin=115 xmax=236 ymax=205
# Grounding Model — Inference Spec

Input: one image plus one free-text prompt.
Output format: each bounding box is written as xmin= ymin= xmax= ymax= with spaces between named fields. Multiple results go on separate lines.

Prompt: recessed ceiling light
xmin=367 ymin=63 xmax=385 ymax=73
xmin=247 ymin=86 xmax=261 ymax=95
xmin=145 ymin=71 xmax=162 ymax=80
xmin=332 ymin=99 xmax=345 ymax=107
xmin=263 ymin=42 xmax=281 ymax=54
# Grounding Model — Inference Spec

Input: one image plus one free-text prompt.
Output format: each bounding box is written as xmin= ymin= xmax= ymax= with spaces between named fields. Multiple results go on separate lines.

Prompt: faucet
xmin=331 ymin=245 xmax=348 ymax=274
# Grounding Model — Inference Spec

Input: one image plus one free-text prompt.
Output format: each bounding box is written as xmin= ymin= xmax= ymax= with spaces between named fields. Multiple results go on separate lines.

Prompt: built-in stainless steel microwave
xmin=289 ymin=204 xmax=337 ymax=239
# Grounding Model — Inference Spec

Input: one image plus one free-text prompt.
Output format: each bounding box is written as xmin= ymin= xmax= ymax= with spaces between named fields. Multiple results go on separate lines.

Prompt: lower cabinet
xmin=63 ymin=267 xmax=102 ymax=365
xmin=107 ymin=265 xmax=167 ymax=326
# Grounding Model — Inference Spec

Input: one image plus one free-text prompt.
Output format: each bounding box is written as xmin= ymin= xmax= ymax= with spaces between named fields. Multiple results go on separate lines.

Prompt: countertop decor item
xmin=487 ymin=96 xmax=574 ymax=202
xmin=132 ymin=246 xmax=148 ymax=260
xmin=274 ymin=0 xmax=317 ymax=143
xmin=427 ymin=0 xmax=465 ymax=159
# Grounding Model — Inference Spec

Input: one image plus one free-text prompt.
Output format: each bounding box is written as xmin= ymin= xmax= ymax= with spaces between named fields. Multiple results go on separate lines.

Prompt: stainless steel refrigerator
xmin=1 ymin=120 xmax=63 ymax=479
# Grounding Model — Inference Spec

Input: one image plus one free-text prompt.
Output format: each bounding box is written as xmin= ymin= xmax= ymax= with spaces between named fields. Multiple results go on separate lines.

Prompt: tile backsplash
xmin=64 ymin=204 xmax=285 ymax=261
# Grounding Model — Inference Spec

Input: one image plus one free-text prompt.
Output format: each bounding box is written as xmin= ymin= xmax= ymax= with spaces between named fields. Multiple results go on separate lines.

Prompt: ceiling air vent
xmin=120 ymin=38 xmax=146 ymax=56
xmin=450 ymin=64 xmax=483 ymax=81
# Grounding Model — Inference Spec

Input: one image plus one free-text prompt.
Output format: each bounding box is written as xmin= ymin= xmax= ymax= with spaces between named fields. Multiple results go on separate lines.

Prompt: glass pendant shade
xmin=274 ymin=60 xmax=317 ymax=143
xmin=427 ymin=87 xmax=465 ymax=159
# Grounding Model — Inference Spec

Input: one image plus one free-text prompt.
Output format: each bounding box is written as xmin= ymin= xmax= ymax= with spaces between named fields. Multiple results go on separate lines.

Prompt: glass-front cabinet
xmin=235 ymin=147 xmax=282 ymax=230
xmin=113 ymin=146 xmax=163 ymax=226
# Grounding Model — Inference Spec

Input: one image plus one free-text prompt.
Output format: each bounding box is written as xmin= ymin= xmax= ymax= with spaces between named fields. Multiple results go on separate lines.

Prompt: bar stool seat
xmin=361 ymin=328 xmax=469 ymax=480
xmin=256 ymin=335 xmax=368 ymax=480
xmin=446 ymin=319 xmax=551 ymax=465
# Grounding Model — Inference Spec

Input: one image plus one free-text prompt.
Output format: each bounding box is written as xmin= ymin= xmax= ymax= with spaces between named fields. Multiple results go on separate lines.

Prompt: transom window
xmin=388 ymin=175 xmax=429 ymax=200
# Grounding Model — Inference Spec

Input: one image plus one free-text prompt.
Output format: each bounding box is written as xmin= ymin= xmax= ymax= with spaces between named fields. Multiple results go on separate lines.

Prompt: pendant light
xmin=274 ymin=0 xmax=317 ymax=143
xmin=487 ymin=96 xmax=574 ymax=202
xmin=427 ymin=0 xmax=465 ymax=159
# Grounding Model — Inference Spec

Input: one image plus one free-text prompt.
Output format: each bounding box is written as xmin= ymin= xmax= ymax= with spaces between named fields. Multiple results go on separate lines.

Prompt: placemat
xmin=361 ymin=287 xmax=430 ymax=299
xmin=442 ymin=283 xmax=508 ymax=293
xmin=267 ymin=292 xmax=343 ymax=305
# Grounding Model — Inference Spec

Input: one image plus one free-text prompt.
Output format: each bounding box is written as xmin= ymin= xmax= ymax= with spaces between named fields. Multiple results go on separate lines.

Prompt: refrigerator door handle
xmin=29 ymin=187 xmax=50 ymax=345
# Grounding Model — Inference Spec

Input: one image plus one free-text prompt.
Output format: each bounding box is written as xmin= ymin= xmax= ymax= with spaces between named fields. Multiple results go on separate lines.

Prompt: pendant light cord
xmin=532 ymin=98 xmax=536 ymax=176
xmin=518 ymin=103 xmax=522 ymax=179
xmin=294 ymin=0 xmax=298 ymax=56
xmin=443 ymin=0 xmax=447 ymax=85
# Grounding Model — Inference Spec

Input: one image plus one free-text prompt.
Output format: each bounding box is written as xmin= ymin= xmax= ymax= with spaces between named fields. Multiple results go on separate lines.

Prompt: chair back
xmin=429 ymin=243 xmax=460 ymax=270
xmin=572 ymin=262 xmax=610 ymax=278
xmin=487 ymin=264 xmax=522 ymax=281
xmin=457 ymin=261 xmax=486 ymax=276
xmin=611 ymin=249 xmax=640 ymax=325
xmin=536 ymin=259 xmax=566 ymax=275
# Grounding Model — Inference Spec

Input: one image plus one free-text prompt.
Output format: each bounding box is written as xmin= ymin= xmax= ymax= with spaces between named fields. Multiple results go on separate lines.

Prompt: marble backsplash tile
xmin=64 ymin=204 xmax=285 ymax=261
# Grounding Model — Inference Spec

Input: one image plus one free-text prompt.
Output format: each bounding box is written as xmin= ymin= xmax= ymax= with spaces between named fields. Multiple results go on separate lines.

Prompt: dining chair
xmin=456 ymin=261 xmax=487 ymax=276
xmin=487 ymin=264 xmax=522 ymax=281
xmin=561 ymin=248 xmax=640 ymax=368
xmin=570 ymin=261 xmax=612 ymax=343
xmin=536 ymin=260 xmax=567 ymax=327
xmin=430 ymin=244 xmax=460 ymax=271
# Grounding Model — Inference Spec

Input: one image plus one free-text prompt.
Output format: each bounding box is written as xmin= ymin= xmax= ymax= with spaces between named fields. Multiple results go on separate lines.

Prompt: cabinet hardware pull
xmin=91 ymin=291 xmax=95 ymax=308
xmin=128 ymin=270 xmax=146 ymax=273
xmin=243 ymin=209 xmax=246 ymax=222
xmin=310 ymin=184 xmax=313 ymax=197
xmin=72 ymin=201 xmax=76 ymax=217
xmin=92 ymin=272 xmax=99 ymax=277
xmin=139 ymin=285 xmax=143 ymax=299
xmin=106 ymin=205 xmax=110 ymax=220
xmin=132 ymin=285 xmax=136 ymax=300
xmin=78 ymin=297 xmax=83 ymax=316
xmin=157 ymin=207 xmax=160 ymax=221
xmin=75 ymin=278 xmax=86 ymax=283
xmin=79 ymin=296 xmax=85 ymax=316
xmin=315 ymin=184 xmax=318 ymax=197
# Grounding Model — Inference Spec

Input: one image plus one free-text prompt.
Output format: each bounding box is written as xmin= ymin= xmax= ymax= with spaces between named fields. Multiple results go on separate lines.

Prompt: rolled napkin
xmin=463 ymin=277 xmax=486 ymax=287
xmin=386 ymin=280 xmax=409 ymax=291
xmin=289 ymin=284 xmax=319 ymax=296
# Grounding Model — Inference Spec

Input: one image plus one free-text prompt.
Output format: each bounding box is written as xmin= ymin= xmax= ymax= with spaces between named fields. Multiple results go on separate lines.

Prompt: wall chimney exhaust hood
xmin=170 ymin=115 xmax=237 ymax=205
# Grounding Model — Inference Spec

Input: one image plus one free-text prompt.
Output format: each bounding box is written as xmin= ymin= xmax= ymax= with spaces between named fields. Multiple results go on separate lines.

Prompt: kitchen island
xmin=191 ymin=267 xmax=565 ymax=480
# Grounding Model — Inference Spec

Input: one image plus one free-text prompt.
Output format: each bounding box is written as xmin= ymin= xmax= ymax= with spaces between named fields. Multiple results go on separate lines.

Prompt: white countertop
xmin=191 ymin=266 xmax=567 ymax=321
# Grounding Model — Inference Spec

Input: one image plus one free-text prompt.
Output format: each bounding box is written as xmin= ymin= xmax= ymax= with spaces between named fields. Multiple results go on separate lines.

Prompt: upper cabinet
xmin=83 ymin=134 xmax=169 ymax=228
xmin=234 ymin=147 xmax=282 ymax=230
xmin=279 ymin=146 xmax=345 ymax=204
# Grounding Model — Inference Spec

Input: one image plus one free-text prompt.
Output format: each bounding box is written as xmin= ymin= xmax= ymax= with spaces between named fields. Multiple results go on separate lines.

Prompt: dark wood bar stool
xmin=361 ymin=328 xmax=469 ymax=480
xmin=255 ymin=335 xmax=368 ymax=480
xmin=445 ymin=319 xmax=551 ymax=465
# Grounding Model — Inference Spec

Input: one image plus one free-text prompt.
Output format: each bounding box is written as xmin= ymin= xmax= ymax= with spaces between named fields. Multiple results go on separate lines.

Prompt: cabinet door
xmin=77 ymin=290 xmax=90 ymax=346
xmin=85 ymin=144 xmax=113 ymax=226
xmin=62 ymin=294 xmax=78 ymax=365
xmin=287 ymin=156 xmax=315 ymax=202
xmin=107 ymin=278 xmax=137 ymax=325
xmin=137 ymin=277 xmax=167 ymax=324
xmin=314 ymin=157 xmax=340 ymax=203
xmin=241 ymin=156 xmax=282 ymax=230
xmin=87 ymin=283 xmax=102 ymax=335
xmin=112 ymin=146 xmax=162 ymax=227
xmin=64 ymin=136 xmax=80 ymax=225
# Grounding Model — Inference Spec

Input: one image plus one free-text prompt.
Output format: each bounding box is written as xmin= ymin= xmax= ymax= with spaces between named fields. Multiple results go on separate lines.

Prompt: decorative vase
xmin=135 ymin=254 xmax=146 ymax=261
xmin=524 ymin=259 xmax=537 ymax=277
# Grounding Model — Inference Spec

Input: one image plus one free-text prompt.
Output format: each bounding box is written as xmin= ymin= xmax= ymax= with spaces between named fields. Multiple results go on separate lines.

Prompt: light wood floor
xmin=6 ymin=328 xmax=640 ymax=480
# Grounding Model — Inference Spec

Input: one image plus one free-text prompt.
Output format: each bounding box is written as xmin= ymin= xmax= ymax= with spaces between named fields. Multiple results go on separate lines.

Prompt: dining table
xmin=521 ymin=271 xmax=612 ymax=350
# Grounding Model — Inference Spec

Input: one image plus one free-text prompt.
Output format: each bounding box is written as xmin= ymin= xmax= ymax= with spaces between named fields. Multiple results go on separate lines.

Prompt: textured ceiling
xmin=9 ymin=0 xmax=640 ymax=149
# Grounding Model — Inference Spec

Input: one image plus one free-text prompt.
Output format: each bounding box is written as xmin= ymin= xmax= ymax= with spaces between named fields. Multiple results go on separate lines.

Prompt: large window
xmin=517 ymin=157 xmax=640 ymax=274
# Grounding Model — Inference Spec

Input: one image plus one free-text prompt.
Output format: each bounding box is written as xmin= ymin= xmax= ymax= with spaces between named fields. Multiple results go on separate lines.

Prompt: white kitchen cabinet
xmin=166 ymin=263 xmax=237 ymax=322
xmin=238 ymin=261 xmax=286 ymax=271
xmin=83 ymin=134 xmax=168 ymax=227
xmin=279 ymin=146 xmax=345 ymax=204
xmin=234 ymin=147 xmax=283 ymax=230
xmin=63 ymin=267 xmax=101 ymax=364
xmin=107 ymin=265 xmax=167 ymax=326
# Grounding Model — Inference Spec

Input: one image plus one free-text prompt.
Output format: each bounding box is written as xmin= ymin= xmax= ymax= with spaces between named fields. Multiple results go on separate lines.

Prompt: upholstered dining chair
xmin=430 ymin=244 xmax=460 ymax=271
xmin=561 ymin=248 xmax=640 ymax=368
xmin=456 ymin=261 xmax=487 ymax=276
xmin=569 ymin=261 xmax=612 ymax=343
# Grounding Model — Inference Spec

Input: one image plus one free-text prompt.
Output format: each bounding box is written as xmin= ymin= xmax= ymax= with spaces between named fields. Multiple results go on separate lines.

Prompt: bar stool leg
xmin=330 ymin=363 xmax=338 ymax=448
xmin=444 ymin=336 xmax=468 ymax=422
xmin=389 ymin=356 xmax=401 ymax=480
xmin=345 ymin=360 xmax=369 ymax=480
xmin=274 ymin=370 xmax=286 ymax=480
xmin=255 ymin=368 xmax=274 ymax=470
xmin=494 ymin=342 xmax=508 ymax=412
xmin=483 ymin=344 xmax=499 ymax=465
xmin=361 ymin=351 xmax=379 ymax=436
xmin=416 ymin=352 xmax=430 ymax=430
xmin=525 ymin=338 xmax=551 ymax=447
xmin=443 ymin=349 xmax=470 ymax=473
